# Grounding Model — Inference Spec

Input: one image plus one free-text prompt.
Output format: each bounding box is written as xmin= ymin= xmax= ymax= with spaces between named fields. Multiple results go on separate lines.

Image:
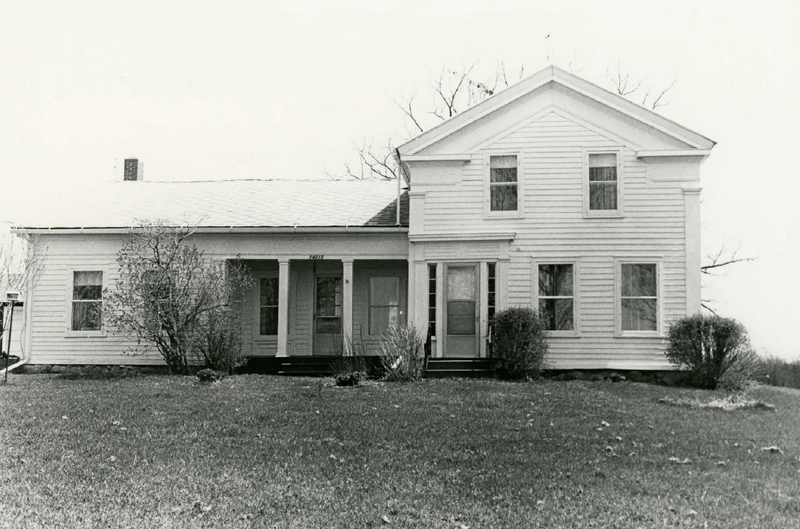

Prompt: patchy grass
xmin=657 ymin=393 xmax=777 ymax=411
xmin=1 ymin=375 xmax=798 ymax=528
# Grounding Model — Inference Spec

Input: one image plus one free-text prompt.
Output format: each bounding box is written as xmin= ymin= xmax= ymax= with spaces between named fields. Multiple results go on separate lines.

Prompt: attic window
xmin=585 ymin=152 xmax=622 ymax=217
xmin=489 ymin=155 xmax=518 ymax=212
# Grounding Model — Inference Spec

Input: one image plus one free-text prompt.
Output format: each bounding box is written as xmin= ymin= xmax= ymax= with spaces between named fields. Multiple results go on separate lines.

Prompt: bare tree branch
xmin=701 ymin=245 xmax=756 ymax=275
xmin=432 ymin=64 xmax=476 ymax=120
xmin=499 ymin=61 xmax=510 ymax=88
xmin=348 ymin=139 xmax=397 ymax=180
xmin=394 ymin=95 xmax=424 ymax=133
xmin=650 ymin=77 xmax=677 ymax=109
xmin=608 ymin=61 xmax=646 ymax=96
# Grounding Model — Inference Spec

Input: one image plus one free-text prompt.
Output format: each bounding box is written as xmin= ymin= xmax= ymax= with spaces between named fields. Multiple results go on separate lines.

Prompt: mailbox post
xmin=2 ymin=291 xmax=21 ymax=383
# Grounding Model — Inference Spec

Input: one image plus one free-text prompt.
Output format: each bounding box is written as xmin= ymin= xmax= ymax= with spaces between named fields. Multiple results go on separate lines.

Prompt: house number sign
xmin=309 ymin=255 xmax=324 ymax=260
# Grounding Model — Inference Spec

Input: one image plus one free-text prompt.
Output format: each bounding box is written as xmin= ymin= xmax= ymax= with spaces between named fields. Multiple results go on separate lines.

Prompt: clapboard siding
xmin=418 ymin=110 xmax=688 ymax=369
xmin=29 ymin=236 xmax=160 ymax=364
xmin=27 ymin=234 xmax=408 ymax=365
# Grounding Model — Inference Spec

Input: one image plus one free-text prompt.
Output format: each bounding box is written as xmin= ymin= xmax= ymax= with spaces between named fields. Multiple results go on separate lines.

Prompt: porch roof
xmin=16 ymin=179 xmax=409 ymax=231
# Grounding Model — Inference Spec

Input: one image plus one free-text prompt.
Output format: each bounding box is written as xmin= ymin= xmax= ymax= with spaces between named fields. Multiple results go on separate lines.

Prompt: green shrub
xmin=666 ymin=314 xmax=758 ymax=391
xmin=377 ymin=325 xmax=426 ymax=382
xmin=492 ymin=307 xmax=548 ymax=379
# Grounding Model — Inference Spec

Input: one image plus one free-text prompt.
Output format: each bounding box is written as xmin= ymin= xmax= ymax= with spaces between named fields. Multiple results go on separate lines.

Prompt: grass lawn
xmin=1 ymin=375 xmax=798 ymax=528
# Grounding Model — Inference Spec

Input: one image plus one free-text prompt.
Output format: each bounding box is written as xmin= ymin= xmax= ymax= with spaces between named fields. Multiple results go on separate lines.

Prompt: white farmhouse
xmin=11 ymin=66 xmax=714 ymax=374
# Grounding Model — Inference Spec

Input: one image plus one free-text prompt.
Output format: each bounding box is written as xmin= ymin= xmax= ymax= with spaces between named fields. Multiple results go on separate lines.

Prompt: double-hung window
xmin=259 ymin=277 xmax=279 ymax=336
xmin=537 ymin=264 xmax=575 ymax=332
xmin=488 ymin=155 xmax=519 ymax=214
xmin=71 ymin=271 xmax=103 ymax=332
xmin=618 ymin=262 xmax=659 ymax=334
xmin=369 ymin=277 xmax=401 ymax=336
xmin=585 ymin=151 xmax=621 ymax=217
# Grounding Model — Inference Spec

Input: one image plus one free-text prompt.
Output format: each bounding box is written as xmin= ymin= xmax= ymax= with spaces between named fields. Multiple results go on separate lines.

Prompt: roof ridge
xmin=109 ymin=178 xmax=396 ymax=184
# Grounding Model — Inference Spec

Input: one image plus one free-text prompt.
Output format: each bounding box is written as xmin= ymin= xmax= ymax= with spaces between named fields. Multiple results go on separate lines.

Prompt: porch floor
xmin=241 ymin=356 xmax=497 ymax=378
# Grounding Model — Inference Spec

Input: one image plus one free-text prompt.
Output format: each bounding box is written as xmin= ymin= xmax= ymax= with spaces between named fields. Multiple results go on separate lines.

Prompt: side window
xmin=428 ymin=264 xmax=437 ymax=339
xmin=619 ymin=263 xmax=658 ymax=332
xmin=585 ymin=152 xmax=621 ymax=216
xmin=537 ymin=264 xmax=574 ymax=331
xmin=259 ymin=277 xmax=279 ymax=336
xmin=71 ymin=271 xmax=103 ymax=331
xmin=489 ymin=155 xmax=519 ymax=212
xmin=369 ymin=277 xmax=401 ymax=335
xmin=487 ymin=262 xmax=497 ymax=324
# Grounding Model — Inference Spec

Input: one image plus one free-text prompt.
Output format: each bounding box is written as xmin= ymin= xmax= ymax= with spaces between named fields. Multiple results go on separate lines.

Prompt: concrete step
xmin=425 ymin=369 xmax=495 ymax=379
xmin=425 ymin=358 xmax=497 ymax=379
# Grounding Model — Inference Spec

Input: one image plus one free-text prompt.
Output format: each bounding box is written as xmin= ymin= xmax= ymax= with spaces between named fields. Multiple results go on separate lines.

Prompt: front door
xmin=444 ymin=264 xmax=479 ymax=357
xmin=313 ymin=276 xmax=343 ymax=355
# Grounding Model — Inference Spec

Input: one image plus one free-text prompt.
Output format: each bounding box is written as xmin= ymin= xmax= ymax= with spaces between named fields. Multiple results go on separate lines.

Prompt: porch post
xmin=435 ymin=263 xmax=444 ymax=358
xmin=683 ymin=186 xmax=702 ymax=315
xmin=342 ymin=259 xmax=354 ymax=354
xmin=276 ymin=259 xmax=290 ymax=357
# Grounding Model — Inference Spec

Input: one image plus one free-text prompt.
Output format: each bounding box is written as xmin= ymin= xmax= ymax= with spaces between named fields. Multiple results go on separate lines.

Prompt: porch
xmin=238 ymin=258 xmax=409 ymax=357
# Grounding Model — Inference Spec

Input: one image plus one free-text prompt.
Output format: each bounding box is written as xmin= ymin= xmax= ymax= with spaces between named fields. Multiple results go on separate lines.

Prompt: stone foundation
xmin=543 ymin=369 xmax=688 ymax=386
xmin=15 ymin=364 xmax=172 ymax=376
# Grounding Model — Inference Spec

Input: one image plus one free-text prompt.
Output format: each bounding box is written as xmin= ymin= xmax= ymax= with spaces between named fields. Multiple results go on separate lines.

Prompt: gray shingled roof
xmin=19 ymin=179 xmax=409 ymax=229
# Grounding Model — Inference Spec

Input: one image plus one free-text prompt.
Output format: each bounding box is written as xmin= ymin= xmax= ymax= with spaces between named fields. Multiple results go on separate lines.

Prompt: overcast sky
xmin=1 ymin=0 xmax=798 ymax=359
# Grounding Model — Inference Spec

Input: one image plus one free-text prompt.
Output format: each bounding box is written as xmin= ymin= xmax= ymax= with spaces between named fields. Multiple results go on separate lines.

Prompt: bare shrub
xmin=104 ymin=221 xmax=252 ymax=374
xmin=190 ymin=306 xmax=246 ymax=374
xmin=377 ymin=325 xmax=426 ymax=382
xmin=329 ymin=334 xmax=370 ymax=386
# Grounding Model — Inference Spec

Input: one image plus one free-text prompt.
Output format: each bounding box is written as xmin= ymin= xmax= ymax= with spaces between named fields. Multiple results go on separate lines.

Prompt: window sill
xmin=547 ymin=331 xmax=580 ymax=338
xmin=64 ymin=331 xmax=107 ymax=338
xmin=583 ymin=212 xmax=624 ymax=219
xmin=484 ymin=212 xmax=523 ymax=220
xmin=616 ymin=331 xmax=663 ymax=339
xmin=254 ymin=336 xmax=278 ymax=343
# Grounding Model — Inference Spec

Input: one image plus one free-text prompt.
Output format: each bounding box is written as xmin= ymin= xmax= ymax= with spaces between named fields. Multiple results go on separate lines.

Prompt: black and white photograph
xmin=1 ymin=1 xmax=798 ymax=527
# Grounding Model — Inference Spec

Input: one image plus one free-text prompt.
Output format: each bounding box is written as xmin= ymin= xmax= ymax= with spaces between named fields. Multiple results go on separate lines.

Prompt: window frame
xmin=253 ymin=271 xmax=280 ymax=342
xmin=65 ymin=267 xmax=107 ymax=338
xmin=360 ymin=270 xmax=406 ymax=339
xmin=427 ymin=263 xmax=437 ymax=340
xmin=614 ymin=259 xmax=662 ymax=337
xmin=484 ymin=152 xmax=523 ymax=219
xmin=583 ymin=149 xmax=624 ymax=218
xmin=532 ymin=260 xmax=580 ymax=337
xmin=367 ymin=276 xmax=402 ymax=337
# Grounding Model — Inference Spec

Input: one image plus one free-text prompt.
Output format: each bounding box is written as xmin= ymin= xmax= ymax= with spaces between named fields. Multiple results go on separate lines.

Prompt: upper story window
xmin=585 ymin=151 xmax=622 ymax=217
xmin=71 ymin=271 xmax=103 ymax=331
xmin=618 ymin=262 xmax=659 ymax=334
xmin=488 ymin=155 xmax=519 ymax=213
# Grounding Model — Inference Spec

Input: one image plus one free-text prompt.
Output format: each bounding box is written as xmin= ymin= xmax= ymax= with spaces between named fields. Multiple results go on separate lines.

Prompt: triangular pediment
xmin=398 ymin=66 xmax=714 ymax=158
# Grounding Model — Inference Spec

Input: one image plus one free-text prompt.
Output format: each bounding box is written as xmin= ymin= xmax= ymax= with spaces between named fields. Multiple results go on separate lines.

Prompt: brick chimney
xmin=124 ymin=158 xmax=143 ymax=181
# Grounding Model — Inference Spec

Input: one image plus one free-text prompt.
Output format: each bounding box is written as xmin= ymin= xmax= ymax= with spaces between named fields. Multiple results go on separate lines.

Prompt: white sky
xmin=1 ymin=0 xmax=798 ymax=359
